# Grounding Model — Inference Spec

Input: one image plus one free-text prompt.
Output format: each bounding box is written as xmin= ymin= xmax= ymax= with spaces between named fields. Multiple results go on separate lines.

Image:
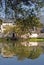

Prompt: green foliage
xmin=16 ymin=19 xmax=30 ymax=35
xmin=15 ymin=15 xmax=42 ymax=35
xmin=27 ymin=38 xmax=44 ymax=42
xmin=0 ymin=19 xmax=3 ymax=25
xmin=4 ymin=25 xmax=14 ymax=34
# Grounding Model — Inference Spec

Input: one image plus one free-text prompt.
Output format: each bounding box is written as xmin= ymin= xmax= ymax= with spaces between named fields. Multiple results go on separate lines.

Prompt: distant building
xmin=1 ymin=19 xmax=15 ymax=33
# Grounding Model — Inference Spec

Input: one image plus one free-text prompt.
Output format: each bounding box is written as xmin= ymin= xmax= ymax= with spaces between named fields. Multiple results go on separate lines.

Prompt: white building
xmin=1 ymin=19 xmax=15 ymax=33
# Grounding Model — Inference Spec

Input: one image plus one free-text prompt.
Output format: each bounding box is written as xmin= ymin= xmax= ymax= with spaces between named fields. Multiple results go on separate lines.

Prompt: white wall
xmin=1 ymin=23 xmax=15 ymax=33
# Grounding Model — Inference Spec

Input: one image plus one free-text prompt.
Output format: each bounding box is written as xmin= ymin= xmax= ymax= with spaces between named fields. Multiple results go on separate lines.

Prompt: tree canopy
xmin=0 ymin=0 xmax=44 ymax=19
xmin=0 ymin=0 xmax=43 ymax=35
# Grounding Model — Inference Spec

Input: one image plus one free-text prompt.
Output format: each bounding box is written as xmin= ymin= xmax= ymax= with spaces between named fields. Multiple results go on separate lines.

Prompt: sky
xmin=0 ymin=0 xmax=5 ymax=18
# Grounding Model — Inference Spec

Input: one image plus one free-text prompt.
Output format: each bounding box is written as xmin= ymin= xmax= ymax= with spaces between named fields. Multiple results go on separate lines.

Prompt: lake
xmin=0 ymin=42 xmax=44 ymax=65
xmin=0 ymin=54 xmax=44 ymax=65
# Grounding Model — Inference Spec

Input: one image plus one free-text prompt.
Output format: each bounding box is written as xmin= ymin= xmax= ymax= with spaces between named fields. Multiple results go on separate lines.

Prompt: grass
xmin=26 ymin=38 xmax=44 ymax=42
xmin=0 ymin=38 xmax=44 ymax=43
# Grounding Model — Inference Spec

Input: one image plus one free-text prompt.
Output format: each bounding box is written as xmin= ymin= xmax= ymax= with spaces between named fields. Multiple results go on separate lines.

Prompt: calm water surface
xmin=0 ymin=42 xmax=44 ymax=65
xmin=0 ymin=55 xmax=44 ymax=65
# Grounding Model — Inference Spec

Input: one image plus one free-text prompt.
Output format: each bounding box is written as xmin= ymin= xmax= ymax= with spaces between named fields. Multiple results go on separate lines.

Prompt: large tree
xmin=3 ymin=0 xmax=43 ymax=36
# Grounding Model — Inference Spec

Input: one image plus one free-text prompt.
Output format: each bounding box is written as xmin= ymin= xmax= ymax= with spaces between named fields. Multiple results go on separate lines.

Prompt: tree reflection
xmin=28 ymin=47 xmax=42 ymax=59
xmin=0 ymin=42 xmax=43 ymax=60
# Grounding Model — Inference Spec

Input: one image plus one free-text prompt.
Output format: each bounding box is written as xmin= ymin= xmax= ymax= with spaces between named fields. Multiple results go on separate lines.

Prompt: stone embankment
xmin=38 ymin=33 xmax=44 ymax=38
xmin=21 ymin=33 xmax=44 ymax=39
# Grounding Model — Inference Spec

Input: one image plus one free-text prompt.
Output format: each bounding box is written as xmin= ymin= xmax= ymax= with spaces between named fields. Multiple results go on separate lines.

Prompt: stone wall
xmin=38 ymin=33 xmax=44 ymax=38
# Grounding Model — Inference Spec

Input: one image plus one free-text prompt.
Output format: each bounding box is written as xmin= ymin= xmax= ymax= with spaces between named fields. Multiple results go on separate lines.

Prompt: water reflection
xmin=0 ymin=41 xmax=44 ymax=60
